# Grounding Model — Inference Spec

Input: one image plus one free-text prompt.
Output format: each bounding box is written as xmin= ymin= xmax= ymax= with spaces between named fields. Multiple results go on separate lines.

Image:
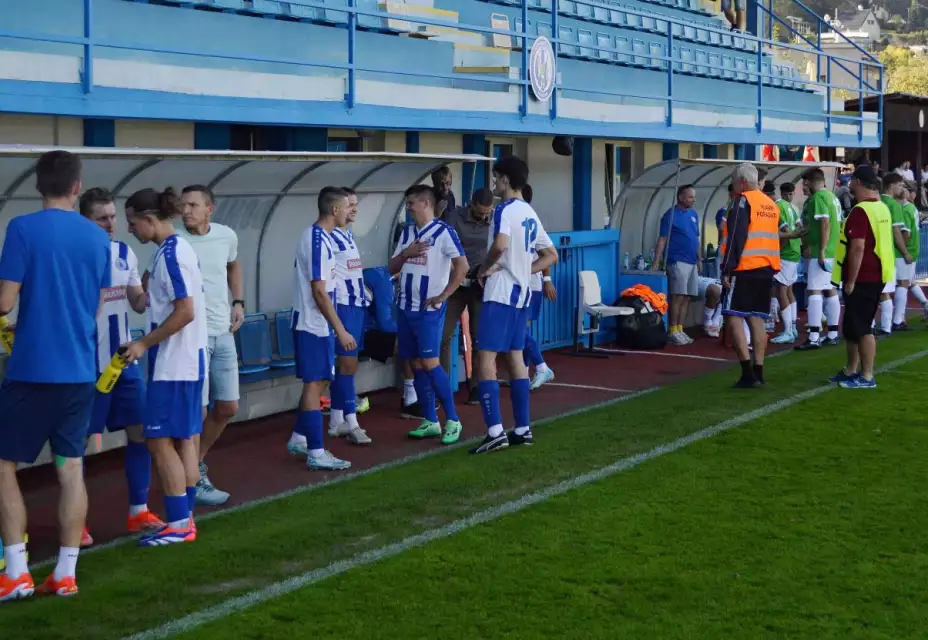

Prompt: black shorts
xmin=722 ymin=270 xmax=775 ymax=319
xmin=842 ymin=282 xmax=882 ymax=342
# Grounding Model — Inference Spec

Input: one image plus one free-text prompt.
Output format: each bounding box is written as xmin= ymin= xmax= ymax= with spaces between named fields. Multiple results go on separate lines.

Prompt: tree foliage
xmin=879 ymin=44 xmax=928 ymax=93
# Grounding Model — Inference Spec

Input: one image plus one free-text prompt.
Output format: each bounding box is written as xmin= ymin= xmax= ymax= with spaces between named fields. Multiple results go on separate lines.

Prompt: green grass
xmin=189 ymin=353 xmax=928 ymax=640
xmin=4 ymin=332 xmax=928 ymax=640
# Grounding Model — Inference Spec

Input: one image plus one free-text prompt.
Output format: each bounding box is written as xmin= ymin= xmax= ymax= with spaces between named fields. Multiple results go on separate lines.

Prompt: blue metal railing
xmin=0 ymin=0 xmax=882 ymax=141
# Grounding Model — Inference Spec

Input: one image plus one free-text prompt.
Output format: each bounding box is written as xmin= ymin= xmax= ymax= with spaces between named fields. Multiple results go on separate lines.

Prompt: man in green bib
xmin=796 ymin=168 xmax=841 ymax=350
xmin=878 ymin=173 xmax=908 ymax=335
xmin=890 ymin=183 xmax=924 ymax=328
xmin=771 ymin=182 xmax=803 ymax=343
xmin=830 ymin=165 xmax=894 ymax=389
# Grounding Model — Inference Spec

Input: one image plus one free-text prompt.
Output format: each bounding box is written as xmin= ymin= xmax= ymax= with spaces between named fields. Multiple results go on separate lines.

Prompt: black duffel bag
xmin=612 ymin=296 xmax=667 ymax=350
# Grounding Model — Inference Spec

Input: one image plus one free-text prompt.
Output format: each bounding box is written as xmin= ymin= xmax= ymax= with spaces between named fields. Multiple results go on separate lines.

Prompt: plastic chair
xmin=237 ymin=314 xmax=272 ymax=376
xmin=273 ymin=309 xmax=296 ymax=369
xmin=572 ymin=270 xmax=633 ymax=357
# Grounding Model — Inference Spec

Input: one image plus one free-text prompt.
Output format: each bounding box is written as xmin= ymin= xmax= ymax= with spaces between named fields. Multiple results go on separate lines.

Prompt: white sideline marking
xmin=547 ymin=382 xmax=634 ymax=393
xmin=31 ymin=387 xmax=661 ymax=570
xmin=123 ymin=348 xmax=928 ymax=640
xmin=596 ymin=347 xmax=730 ymax=362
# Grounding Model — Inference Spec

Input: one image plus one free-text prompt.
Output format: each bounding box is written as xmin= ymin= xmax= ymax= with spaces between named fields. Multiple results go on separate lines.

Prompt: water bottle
xmin=649 ymin=249 xmax=655 ymax=265
xmin=96 ymin=347 xmax=128 ymax=394
xmin=0 ymin=316 xmax=14 ymax=354
xmin=623 ymin=252 xmax=630 ymax=270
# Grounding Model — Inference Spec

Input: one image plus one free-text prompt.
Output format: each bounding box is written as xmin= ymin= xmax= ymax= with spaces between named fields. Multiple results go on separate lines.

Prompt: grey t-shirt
xmin=442 ymin=205 xmax=490 ymax=272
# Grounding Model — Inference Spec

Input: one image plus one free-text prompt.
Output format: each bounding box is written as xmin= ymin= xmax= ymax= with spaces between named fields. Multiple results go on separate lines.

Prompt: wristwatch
xmin=232 ymin=300 xmax=245 ymax=310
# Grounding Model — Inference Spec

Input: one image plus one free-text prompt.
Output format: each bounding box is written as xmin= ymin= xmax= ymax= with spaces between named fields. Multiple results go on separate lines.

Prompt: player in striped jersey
xmin=520 ymin=185 xmax=556 ymax=390
xmin=286 ymin=188 xmax=354 ymax=471
xmin=389 ymin=185 xmax=468 ymax=444
xmin=122 ymin=188 xmax=208 ymax=547
xmin=79 ymin=189 xmax=165 ymax=545
xmin=327 ymin=187 xmax=371 ymax=445
xmin=472 ymin=156 xmax=558 ymax=454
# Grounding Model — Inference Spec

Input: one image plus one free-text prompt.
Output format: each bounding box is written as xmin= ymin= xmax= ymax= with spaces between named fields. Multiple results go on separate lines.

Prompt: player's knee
xmin=212 ymin=400 xmax=238 ymax=420
xmin=420 ymin=357 xmax=440 ymax=371
xmin=338 ymin=356 xmax=359 ymax=375
xmin=54 ymin=457 xmax=84 ymax=485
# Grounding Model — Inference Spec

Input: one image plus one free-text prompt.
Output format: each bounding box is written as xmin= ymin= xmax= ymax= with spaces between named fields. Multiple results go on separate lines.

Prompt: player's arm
xmin=227 ymin=231 xmax=244 ymax=331
xmin=126 ymin=251 xmax=146 ymax=313
xmin=0 ymin=222 xmax=25 ymax=316
xmin=124 ymin=263 xmax=196 ymax=363
xmin=311 ymin=279 xmax=355 ymax=351
xmin=531 ymin=224 xmax=557 ymax=274
xmin=388 ymin=228 xmax=426 ymax=276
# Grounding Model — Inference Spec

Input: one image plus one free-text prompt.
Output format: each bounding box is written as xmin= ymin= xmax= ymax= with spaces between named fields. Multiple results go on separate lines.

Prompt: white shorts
xmin=883 ymin=278 xmax=896 ymax=294
xmin=697 ymin=276 xmax=721 ymax=299
xmin=774 ymin=260 xmax=799 ymax=287
xmin=895 ymin=257 xmax=916 ymax=282
xmin=806 ymin=258 xmax=835 ymax=291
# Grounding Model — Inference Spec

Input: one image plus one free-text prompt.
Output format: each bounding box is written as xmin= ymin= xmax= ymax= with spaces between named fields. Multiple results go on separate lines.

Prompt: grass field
xmin=5 ymin=331 xmax=928 ymax=640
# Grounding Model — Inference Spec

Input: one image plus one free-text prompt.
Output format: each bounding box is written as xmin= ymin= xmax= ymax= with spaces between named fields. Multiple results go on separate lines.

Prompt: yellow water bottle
xmin=0 ymin=315 xmax=14 ymax=354
xmin=96 ymin=347 xmax=128 ymax=394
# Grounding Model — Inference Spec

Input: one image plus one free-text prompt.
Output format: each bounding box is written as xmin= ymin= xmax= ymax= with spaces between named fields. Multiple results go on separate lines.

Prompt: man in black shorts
xmin=829 ymin=165 xmax=893 ymax=389
xmin=720 ymin=163 xmax=782 ymax=388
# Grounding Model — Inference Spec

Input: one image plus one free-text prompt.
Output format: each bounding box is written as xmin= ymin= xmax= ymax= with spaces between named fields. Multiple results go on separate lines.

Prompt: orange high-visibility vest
xmin=733 ymin=190 xmax=781 ymax=272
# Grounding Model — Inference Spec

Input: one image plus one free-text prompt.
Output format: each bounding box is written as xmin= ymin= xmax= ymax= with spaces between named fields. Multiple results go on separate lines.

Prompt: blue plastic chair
xmin=237 ymin=313 xmax=272 ymax=376
xmin=272 ymin=309 xmax=296 ymax=369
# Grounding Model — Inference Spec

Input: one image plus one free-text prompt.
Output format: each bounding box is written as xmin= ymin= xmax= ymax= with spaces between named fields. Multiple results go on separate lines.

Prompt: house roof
xmin=836 ymin=9 xmax=873 ymax=30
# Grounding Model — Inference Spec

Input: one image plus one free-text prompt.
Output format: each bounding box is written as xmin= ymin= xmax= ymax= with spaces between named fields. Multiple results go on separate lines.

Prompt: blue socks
xmin=164 ymin=495 xmax=188 ymax=525
xmin=334 ymin=373 xmax=356 ymax=416
xmin=330 ymin=372 xmax=343 ymax=412
xmin=511 ymin=378 xmax=531 ymax=429
xmin=186 ymin=486 xmax=197 ymax=516
xmin=479 ymin=379 xmax=502 ymax=435
xmin=302 ymin=410 xmax=324 ymax=451
xmin=523 ymin=334 xmax=544 ymax=368
xmin=427 ymin=366 xmax=458 ymax=421
xmin=413 ymin=369 xmax=438 ymax=423
xmin=124 ymin=440 xmax=151 ymax=508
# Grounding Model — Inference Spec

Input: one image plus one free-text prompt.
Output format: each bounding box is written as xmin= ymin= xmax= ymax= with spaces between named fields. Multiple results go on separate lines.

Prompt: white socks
xmin=3 ymin=543 xmax=27 ymax=579
xmin=329 ymin=409 xmax=344 ymax=428
xmin=824 ymin=295 xmax=841 ymax=339
xmin=129 ymin=504 xmax=148 ymax=517
xmin=910 ymin=283 xmax=928 ymax=305
xmin=288 ymin=431 xmax=306 ymax=446
xmin=712 ymin=305 xmax=723 ymax=326
xmin=403 ymin=379 xmax=417 ymax=405
xmin=780 ymin=306 xmax=792 ymax=333
xmin=536 ymin=362 xmax=550 ymax=373
xmin=893 ymin=286 xmax=909 ymax=325
xmin=703 ymin=307 xmax=714 ymax=329
xmin=346 ymin=412 xmax=360 ymax=428
xmin=880 ymin=299 xmax=894 ymax=332
xmin=807 ymin=293 xmax=823 ymax=341
xmin=52 ymin=546 xmax=79 ymax=581
xmin=789 ymin=302 xmax=797 ymax=329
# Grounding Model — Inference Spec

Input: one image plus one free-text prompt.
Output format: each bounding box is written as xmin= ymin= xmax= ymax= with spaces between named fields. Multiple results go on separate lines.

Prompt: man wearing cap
xmin=829 ymin=165 xmax=894 ymax=389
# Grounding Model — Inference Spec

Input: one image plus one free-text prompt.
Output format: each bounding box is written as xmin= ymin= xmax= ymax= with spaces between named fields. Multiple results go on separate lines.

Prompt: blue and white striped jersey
xmin=392 ymin=219 xmax=464 ymax=313
xmin=97 ymin=241 xmax=142 ymax=379
xmin=330 ymin=227 xmax=368 ymax=308
xmin=147 ymin=235 xmax=208 ymax=382
xmin=293 ymin=223 xmax=337 ymax=337
xmin=483 ymin=199 xmax=553 ymax=308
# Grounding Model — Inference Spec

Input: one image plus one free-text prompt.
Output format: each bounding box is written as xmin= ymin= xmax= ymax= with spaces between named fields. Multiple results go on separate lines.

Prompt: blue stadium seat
xmin=237 ymin=313 xmax=272 ymax=377
xmin=576 ymin=0 xmax=593 ymax=21
xmin=578 ymin=29 xmax=596 ymax=58
xmin=695 ymin=49 xmax=709 ymax=75
xmin=593 ymin=4 xmax=609 ymax=24
xmin=624 ymin=5 xmax=641 ymax=29
xmin=734 ymin=56 xmax=748 ymax=82
xmin=597 ymin=32 xmax=613 ymax=61
xmin=707 ymin=52 xmax=721 ymax=77
xmin=251 ymin=0 xmax=283 ymax=15
xmin=273 ymin=309 xmax=297 ymax=369
xmin=558 ymin=26 xmax=580 ymax=57
xmin=608 ymin=8 xmax=625 ymax=26
xmin=320 ymin=0 xmax=349 ymax=24
xmin=212 ymin=0 xmax=246 ymax=10
xmin=647 ymin=41 xmax=664 ymax=69
xmin=639 ymin=9 xmax=657 ymax=32
xmin=721 ymin=54 xmax=735 ymax=79
xmin=615 ymin=36 xmax=632 ymax=64
xmin=679 ymin=46 xmax=695 ymax=73
xmin=632 ymin=38 xmax=647 ymax=66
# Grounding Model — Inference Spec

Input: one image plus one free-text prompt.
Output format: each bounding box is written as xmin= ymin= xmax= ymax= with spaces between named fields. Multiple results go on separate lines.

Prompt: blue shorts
xmin=144 ymin=379 xmax=204 ymax=440
xmin=397 ymin=306 xmax=446 ymax=360
xmin=89 ymin=375 xmax=145 ymax=435
xmin=294 ymin=330 xmax=335 ymax=382
xmin=0 ymin=380 xmax=95 ymax=463
xmin=335 ymin=304 xmax=366 ymax=357
xmin=528 ymin=290 xmax=543 ymax=323
xmin=477 ymin=301 xmax=529 ymax=353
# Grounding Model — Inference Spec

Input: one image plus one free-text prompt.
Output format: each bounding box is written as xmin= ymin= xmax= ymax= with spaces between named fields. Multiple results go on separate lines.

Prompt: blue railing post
xmin=825 ymin=57 xmax=831 ymax=139
xmin=857 ymin=61 xmax=864 ymax=142
xmin=755 ymin=39 xmax=763 ymax=132
xmin=666 ymin=28 xmax=673 ymax=127
xmin=82 ymin=0 xmax=93 ymax=94
xmin=347 ymin=0 xmax=356 ymax=109
xmin=520 ymin=0 xmax=528 ymax=118
xmin=815 ymin=20 xmax=821 ymax=87
xmin=550 ymin=0 xmax=559 ymax=121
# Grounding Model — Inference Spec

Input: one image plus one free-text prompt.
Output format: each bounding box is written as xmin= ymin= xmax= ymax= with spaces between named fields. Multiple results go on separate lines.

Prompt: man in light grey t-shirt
xmin=147 ymin=184 xmax=244 ymax=506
